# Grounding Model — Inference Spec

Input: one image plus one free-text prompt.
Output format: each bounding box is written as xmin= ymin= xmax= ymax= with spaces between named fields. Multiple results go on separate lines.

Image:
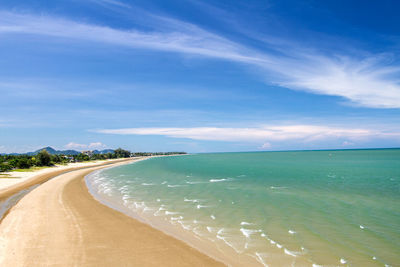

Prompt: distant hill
xmin=26 ymin=146 xmax=81 ymax=155
xmin=0 ymin=146 xmax=116 ymax=156
xmin=92 ymin=149 xmax=115 ymax=154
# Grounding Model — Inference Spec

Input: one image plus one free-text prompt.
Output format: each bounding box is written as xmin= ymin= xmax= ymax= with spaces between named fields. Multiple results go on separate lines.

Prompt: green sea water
xmin=86 ymin=149 xmax=400 ymax=266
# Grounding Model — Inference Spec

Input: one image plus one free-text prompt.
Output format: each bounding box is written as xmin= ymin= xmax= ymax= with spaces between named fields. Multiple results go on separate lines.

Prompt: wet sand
xmin=0 ymin=159 xmax=224 ymax=266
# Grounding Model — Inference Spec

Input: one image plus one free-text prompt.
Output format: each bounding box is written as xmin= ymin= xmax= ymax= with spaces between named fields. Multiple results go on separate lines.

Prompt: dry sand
xmin=0 ymin=159 xmax=224 ymax=266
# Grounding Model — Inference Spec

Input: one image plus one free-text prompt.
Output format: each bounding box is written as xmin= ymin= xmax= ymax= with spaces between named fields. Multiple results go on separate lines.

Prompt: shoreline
xmin=0 ymin=158 xmax=134 ymax=221
xmin=85 ymin=161 xmax=263 ymax=267
xmin=0 ymin=158 xmax=224 ymax=266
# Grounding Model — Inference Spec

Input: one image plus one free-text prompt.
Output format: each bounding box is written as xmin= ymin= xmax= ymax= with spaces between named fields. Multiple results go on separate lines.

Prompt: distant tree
xmin=0 ymin=162 xmax=12 ymax=172
xmin=114 ymin=148 xmax=131 ymax=158
xmin=36 ymin=150 xmax=52 ymax=166
xmin=16 ymin=158 xmax=32 ymax=169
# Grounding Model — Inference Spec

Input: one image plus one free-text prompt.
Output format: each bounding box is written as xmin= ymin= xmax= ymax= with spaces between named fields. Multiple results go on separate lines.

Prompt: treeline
xmin=131 ymin=152 xmax=187 ymax=156
xmin=0 ymin=148 xmax=132 ymax=172
xmin=0 ymin=148 xmax=186 ymax=172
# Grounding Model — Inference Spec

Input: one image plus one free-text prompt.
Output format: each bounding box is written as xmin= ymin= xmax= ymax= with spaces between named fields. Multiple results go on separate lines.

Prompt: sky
xmin=1 ymin=0 xmax=400 ymax=153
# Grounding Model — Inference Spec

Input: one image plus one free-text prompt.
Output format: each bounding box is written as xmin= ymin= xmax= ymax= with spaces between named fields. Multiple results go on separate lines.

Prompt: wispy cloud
xmin=94 ymin=125 xmax=400 ymax=144
xmin=0 ymin=11 xmax=399 ymax=108
xmin=90 ymin=0 xmax=131 ymax=8
xmin=65 ymin=142 xmax=107 ymax=150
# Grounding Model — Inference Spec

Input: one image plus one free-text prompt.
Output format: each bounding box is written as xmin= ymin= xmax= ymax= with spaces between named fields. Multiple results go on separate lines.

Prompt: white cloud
xmin=65 ymin=142 xmax=88 ymax=150
xmin=88 ymin=142 xmax=107 ymax=149
xmin=91 ymin=0 xmax=131 ymax=8
xmin=95 ymin=125 xmax=400 ymax=144
xmin=0 ymin=11 xmax=399 ymax=108
xmin=65 ymin=142 xmax=107 ymax=150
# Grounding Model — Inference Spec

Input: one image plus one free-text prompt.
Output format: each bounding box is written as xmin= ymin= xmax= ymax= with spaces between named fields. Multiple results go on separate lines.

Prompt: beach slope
xmin=0 ymin=163 xmax=224 ymax=266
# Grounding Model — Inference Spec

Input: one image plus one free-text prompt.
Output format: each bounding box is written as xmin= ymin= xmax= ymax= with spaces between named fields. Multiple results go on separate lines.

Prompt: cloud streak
xmin=0 ymin=11 xmax=399 ymax=108
xmin=65 ymin=142 xmax=107 ymax=150
xmin=94 ymin=125 xmax=400 ymax=143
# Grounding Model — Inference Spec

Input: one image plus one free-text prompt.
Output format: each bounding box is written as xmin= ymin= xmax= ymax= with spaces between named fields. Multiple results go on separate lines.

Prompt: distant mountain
xmin=92 ymin=149 xmax=115 ymax=154
xmin=27 ymin=146 xmax=80 ymax=156
xmin=2 ymin=147 xmax=115 ymax=156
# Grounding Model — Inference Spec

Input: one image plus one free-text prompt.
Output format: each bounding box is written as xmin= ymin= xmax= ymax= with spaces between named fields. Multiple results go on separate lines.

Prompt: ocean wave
xmin=288 ymin=229 xmax=296 ymax=234
xmin=184 ymin=197 xmax=200 ymax=203
xmin=167 ymin=184 xmax=186 ymax=188
xmin=141 ymin=183 xmax=155 ymax=186
xmin=240 ymin=228 xmax=262 ymax=238
xmin=284 ymin=248 xmax=302 ymax=257
xmin=209 ymin=178 xmax=233 ymax=183
xmin=240 ymin=221 xmax=255 ymax=226
xmin=185 ymin=181 xmax=207 ymax=184
xmin=269 ymin=186 xmax=287 ymax=190
xmin=165 ymin=211 xmax=180 ymax=215
xmin=255 ymin=252 xmax=269 ymax=267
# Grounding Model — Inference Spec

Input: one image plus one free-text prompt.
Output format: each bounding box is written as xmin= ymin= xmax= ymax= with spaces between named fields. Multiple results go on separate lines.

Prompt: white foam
xmin=359 ymin=225 xmax=365 ymax=229
xmin=165 ymin=211 xmax=180 ymax=215
xmin=255 ymin=252 xmax=269 ymax=267
xmin=170 ymin=216 xmax=183 ymax=221
xmin=186 ymin=181 xmax=206 ymax=184
xmin=196 ymin=204 xmax=208 ymax=209
xmin=372 ymin=256 xmax=376 ymax=260
xmin=270 ymin=240 xmax=276 ymax=245
xmin=210 ymin=215 xmax=216 ymax=220
xmin=122 ymin=195 xmax=131 ymax=201
xmin=177 ymin=220 xmax=192 ymax=230
xmin=216 ymin=234 xmax=242 ymax=254
xmin=340 ymin=258 xmax=347 ymax=264
xmin=288 ymin=229 xmax=296 ymax=234
xmin=143 ymin=207 xmax=155 ymax=213
xmin=141 ymin=183 xmax=155 ymax=186
xmin=240 ymin=228 xmax=261 ymax=238
xmin=269 ymin=186 xmax=287 ymax=189
xmin=193 ymin=227 xmax=204 ymax=237
xmin=184 ymin=198 xmax=199 ymax=203
xmin=206 ymin=226 xmax=215 ymax=233
xmin=161 ymin=181 xmax=167 ymax=184
xmin=276 ymin=243 xmax=282 ymax=249
xmin=260 ymin=233 xmax=266 ymax=237
xmin=312 ymin=264 xmax=323 ymax=267
xmin=241 ymin=221 xmax=255 ymax=226
xmin=209 ymin=178 xmax=233 ymax=183
xmin=284 ymin=248 xmax=300 ymax=257
xmin=167 ymin=184 xmax=186 ymax=188
xmin=156 ymin=198 xmax=161 ymax=202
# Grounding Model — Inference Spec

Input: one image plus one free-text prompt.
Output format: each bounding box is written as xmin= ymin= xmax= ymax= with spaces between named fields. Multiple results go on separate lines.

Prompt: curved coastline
xmin=0 ymin=158 xmax=224 ymax=266
xmin=0 ymin=158 xmax=134 ymax=221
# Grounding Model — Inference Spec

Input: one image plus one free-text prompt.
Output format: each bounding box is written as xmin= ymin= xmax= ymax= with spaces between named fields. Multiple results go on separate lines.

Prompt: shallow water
xmin=86 ymin=149 xmax=400 ymax=266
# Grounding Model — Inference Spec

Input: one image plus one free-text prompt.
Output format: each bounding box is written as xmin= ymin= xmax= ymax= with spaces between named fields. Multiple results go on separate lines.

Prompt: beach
xmin=0 ymin=158 xmax=223 ymax=266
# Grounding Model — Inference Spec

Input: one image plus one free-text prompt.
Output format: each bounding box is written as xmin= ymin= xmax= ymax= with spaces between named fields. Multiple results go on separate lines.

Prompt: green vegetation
xmin=0 ymin=148 xmax=187 ymax=172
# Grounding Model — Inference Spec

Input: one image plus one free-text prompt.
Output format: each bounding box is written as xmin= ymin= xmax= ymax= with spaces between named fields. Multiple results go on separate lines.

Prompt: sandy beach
xmin=0 ymin=159 xmax=224 ymax=266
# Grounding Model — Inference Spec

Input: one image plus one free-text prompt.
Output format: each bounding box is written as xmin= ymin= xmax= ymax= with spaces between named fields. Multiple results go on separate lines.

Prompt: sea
xmin=85 ymin=149 xmax=400 ymax=266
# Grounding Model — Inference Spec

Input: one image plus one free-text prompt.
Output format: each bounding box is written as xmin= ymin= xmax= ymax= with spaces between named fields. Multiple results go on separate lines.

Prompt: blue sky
xmin=1 ymin=0 xmax=400 ymax=153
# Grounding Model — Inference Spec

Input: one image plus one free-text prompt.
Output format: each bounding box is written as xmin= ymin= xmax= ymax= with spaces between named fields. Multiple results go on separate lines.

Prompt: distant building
xmin=82 ymin=150 xmax=93 ymax=157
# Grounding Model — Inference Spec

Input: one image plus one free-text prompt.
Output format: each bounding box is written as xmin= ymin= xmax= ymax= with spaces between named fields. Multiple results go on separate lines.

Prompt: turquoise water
xmin=86 ymin=149 xmax=400 ymax=266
